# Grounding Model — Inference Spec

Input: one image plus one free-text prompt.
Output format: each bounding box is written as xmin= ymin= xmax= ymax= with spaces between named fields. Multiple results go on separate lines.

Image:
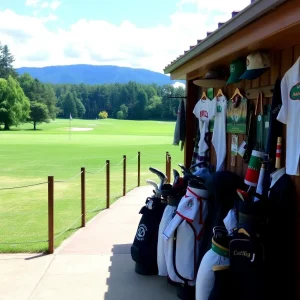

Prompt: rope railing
xmin=0 ymin=151 xmax=173 ymax=253
xmin=111 ymin=157 xmax=125 ymax=167
xmin=0 ymin=181 xmax=48 ymax=191
xmin=86 ymin=162 xmax=108 ymax=175
xmin=86 ymin=200 xmax=106 ymax=214
xmin=55 ymin=171 xmax=83 ymax=183
xmin=0 ymin=239 xmax=48 ymax=245
xmin=54 ymin=214 xmax=83 ymax=240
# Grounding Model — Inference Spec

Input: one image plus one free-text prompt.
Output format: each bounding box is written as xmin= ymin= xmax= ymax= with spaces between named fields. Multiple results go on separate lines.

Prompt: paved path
xmin=0 ymin=186 xmax=176 ymax=300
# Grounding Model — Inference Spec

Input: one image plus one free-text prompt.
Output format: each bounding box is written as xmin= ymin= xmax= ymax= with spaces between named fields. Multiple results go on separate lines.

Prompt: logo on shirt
xmin=200 ymin=110 xmax=208 ymax=118
xmin=217 ymin=105 xmax=222 ymax=113
xmin=290 ymin=82 xmax=300 ymax=100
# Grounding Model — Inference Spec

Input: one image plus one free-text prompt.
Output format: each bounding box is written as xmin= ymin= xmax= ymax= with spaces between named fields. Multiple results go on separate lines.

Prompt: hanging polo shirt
xmin=277 ymin=57 xmax=300 ymax=175
xmin=193 ymin=98 xmax=216 ymax=153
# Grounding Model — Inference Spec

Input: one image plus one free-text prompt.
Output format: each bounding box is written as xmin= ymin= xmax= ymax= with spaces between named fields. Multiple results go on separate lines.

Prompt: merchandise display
xmin=193 ymin=68 xmax=228 ymax=88
xmin=193 ymin=95 xmax=216 ymax=161
xmin=239 ymin=51 xmax=271 ymax=80
xmin=226 ymin=57 xmax=247 ymax=84
xmin=211 ymin=94 xmax=227 ymax=171
xmin=139 ymin=46 xmax=299 ymax=300
xmin=277 ymin=57 xmax=300 ymax=175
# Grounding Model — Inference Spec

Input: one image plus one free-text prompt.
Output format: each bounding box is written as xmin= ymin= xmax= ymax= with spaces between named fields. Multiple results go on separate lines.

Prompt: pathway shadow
xmin=104 ymin=244 xmax=175 ymax=300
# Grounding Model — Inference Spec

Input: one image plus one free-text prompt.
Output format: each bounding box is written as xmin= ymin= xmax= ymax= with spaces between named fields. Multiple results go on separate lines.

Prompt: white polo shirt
xmin=277 ymin=57 xmax=300 ymax=175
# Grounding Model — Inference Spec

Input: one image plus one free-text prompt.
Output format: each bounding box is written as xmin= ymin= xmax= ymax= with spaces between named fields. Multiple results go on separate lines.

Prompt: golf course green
xmin=0 ymin=119 xmax=184 ymax=252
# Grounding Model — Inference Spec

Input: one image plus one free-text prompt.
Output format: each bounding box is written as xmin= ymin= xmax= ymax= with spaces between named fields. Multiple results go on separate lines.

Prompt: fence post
xmin=138 ymin=151 xmax=141 ymax=187
xmin=81 ymin=167 xmax=86 ymax=227
xmin=48 ymin=176 xmax=54 ymax=254
xmin=168 ymin=154 xmax=172 ymax=183
xmin=166 ymin=151 xmax=169 ymax=180
xmin=123 ymin=155 xmax=127 ymax=196
xmin=106 ymin=160 xmax=110 ymax=209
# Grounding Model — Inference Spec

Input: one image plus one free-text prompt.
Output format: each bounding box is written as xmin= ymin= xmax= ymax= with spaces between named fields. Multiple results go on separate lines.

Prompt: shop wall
xmin=197 ymin=44 xmax=300 ymax=294
xmin=204 ymin=45 xmax=300 ymax=199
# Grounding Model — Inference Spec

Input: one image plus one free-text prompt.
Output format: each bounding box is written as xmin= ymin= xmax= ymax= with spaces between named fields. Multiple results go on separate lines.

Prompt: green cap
xmin=226 ymin=58 xmax=246 ymax=85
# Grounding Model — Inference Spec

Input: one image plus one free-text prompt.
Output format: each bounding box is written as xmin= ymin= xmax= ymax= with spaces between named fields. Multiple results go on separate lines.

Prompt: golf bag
xmin=158 ymin=169 xmax=187 ymax=278
xmin=131 ymin=167 xmax=169 ymax=275
xmin=196 ymin=227 xmax=231 ymax=300
xmin=163 ymin=176 xmax=209 ymax=300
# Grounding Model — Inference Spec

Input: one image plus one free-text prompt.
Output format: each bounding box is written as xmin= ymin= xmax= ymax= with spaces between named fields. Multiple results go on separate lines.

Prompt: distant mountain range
xmin=16 ymin=65 xmax=185 ymax=86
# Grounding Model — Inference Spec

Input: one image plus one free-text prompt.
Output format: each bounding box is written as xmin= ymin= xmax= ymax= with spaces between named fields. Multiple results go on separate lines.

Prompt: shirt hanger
xmin=201 ymin=91 xmax=207 ymax=100
xmin=216 ymin=88 xmax=224 ymax=97
xmin=230 ymin=88 xmax=244 ymax=100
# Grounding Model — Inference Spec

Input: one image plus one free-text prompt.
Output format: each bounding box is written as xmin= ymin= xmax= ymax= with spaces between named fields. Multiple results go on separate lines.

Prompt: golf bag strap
xmin=172 ymin=221 xmax=197 ymax=284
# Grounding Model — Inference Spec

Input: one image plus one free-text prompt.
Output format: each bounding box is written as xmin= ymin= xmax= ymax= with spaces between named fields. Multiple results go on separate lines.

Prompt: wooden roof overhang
xmin=164 ymin=0 xmax=300 ymax=80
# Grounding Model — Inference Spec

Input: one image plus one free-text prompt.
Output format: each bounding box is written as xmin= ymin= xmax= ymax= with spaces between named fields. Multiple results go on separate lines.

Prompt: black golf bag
xmin=131 ymin=195 xmax=167 ymax=275
xmin=131 ymin=167 xmax=170 ymax=275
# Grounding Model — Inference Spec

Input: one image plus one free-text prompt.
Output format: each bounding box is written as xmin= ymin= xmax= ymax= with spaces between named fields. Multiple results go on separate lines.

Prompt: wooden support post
xmin=168 ymin=154 xmax=172 ymax=183
xmin=81 ymin=167 xmax=86 ymax=227
xmin=48 ymin=176 xmax=54 ymax=254
xmin=106 ymin=160 xmax=110 ymax=209
xmin=137 ymin=152 xmax=141 ymax=187
xmin=123 ymin=155 xmax=127 ymax=196
xmin=185 ymin=80 xmax=200 ymax=168
xmin=166 ymin=151 xmax=169 ymax=182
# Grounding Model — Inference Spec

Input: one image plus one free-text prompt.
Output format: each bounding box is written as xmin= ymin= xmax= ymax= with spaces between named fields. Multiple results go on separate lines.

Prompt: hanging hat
xmin=193 ymin=68 xmax=227 ymax=88
xmin=239 ymin=51 xmax=271 ymax=80
xmin=226 ymin=58 xmax=246 ymax=84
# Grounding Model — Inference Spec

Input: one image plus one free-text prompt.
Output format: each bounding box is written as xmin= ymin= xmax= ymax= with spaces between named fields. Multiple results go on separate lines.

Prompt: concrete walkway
xmin=0 ymin=186 xmax=175 ymax=300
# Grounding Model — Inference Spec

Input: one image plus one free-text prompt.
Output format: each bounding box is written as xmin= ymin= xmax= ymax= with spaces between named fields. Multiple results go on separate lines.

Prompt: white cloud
xmin=25 ymin=0 xmax=40 ymax=7
xmin=49 ymin=1 xmax=61 ymax=10
xmin=1 ymin=0 xmax=250 ymax=73
xmin=26 ymin=0 xmax=61 ymax=10
xmin=173 ymin=82 xmax=186 ymax=89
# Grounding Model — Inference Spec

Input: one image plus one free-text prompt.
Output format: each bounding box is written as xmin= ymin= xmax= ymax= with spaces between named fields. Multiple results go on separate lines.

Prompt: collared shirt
xmin=269 ymin=167 xmax=286 ymax=189
xmin=277 ymin=57 xmax=300 ymax=175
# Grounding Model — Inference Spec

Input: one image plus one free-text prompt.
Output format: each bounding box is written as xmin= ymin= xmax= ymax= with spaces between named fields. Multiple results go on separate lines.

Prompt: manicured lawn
xmin=0 ymin=119 xmax=184 ymax=252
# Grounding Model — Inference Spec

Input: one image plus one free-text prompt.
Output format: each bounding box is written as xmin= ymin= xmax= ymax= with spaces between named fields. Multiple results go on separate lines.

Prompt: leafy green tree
xmin=134 ymin=89 xmax=148 ymax=120
xmin=29 ymin=102 xmax=49 ymax=130
xmin=119 ymin=104 xmax=128 ymax=119
xmin=75 ymin=96 xmax=86 ymax=118
xmin=99 ymin=110 xmax=108 ymax=119
xmin=145 ymin=95 xmax=162 ymax=119
xmin=62 ymin=92 xmax=77 ymax=118
xmin=18 ymin=73 xmax=57 ymax=120
xmin=0 ymin=43 xmax=17 ymax=79
xmin=116 ymin=111 xmax=124 ymax=119
xmin=0 ymin=76 xmax=30 ymax=130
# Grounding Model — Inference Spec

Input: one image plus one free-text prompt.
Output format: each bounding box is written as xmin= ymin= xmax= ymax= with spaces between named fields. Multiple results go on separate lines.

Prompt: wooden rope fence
xmin=1 ymin=151 xmax=172 ymax=254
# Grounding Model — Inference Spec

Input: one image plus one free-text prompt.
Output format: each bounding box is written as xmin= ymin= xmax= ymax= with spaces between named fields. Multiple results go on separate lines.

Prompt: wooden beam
xmin=184 ymin=80 xmax=200 ymax=168
xmin=171 ymin=0 xmax=300 ymax=80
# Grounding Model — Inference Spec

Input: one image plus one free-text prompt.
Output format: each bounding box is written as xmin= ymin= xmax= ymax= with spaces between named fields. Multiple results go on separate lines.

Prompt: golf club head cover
xmin=196 ymin=227 xmax=230 ymax=300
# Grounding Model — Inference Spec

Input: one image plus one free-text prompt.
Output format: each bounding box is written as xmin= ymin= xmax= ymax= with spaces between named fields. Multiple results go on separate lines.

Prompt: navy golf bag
xmin=131 ymin=167 xmax=170 ymax=275
xmin=131 ymin=195 xmax=167 ymax=275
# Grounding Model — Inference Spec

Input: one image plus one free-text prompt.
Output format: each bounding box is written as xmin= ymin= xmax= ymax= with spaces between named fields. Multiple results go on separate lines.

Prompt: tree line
xmin=0 ymin=42 xmax=184 ymax=130
xmin=53 ymin=82 xmax=184 ymax=121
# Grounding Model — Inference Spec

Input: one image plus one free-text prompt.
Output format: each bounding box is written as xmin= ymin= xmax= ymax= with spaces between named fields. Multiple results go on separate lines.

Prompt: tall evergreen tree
xmin=0 ymin=43 xmax=17 ymax=79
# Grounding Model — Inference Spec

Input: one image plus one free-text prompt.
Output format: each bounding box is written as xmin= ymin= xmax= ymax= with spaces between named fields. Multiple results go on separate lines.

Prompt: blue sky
xmin=0 ymin=0 xmax=250 ymax=72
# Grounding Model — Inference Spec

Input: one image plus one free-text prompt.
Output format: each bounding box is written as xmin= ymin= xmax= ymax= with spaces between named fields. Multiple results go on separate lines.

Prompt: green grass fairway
xmin=0 ymin=119 xmax=184 ymax=252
